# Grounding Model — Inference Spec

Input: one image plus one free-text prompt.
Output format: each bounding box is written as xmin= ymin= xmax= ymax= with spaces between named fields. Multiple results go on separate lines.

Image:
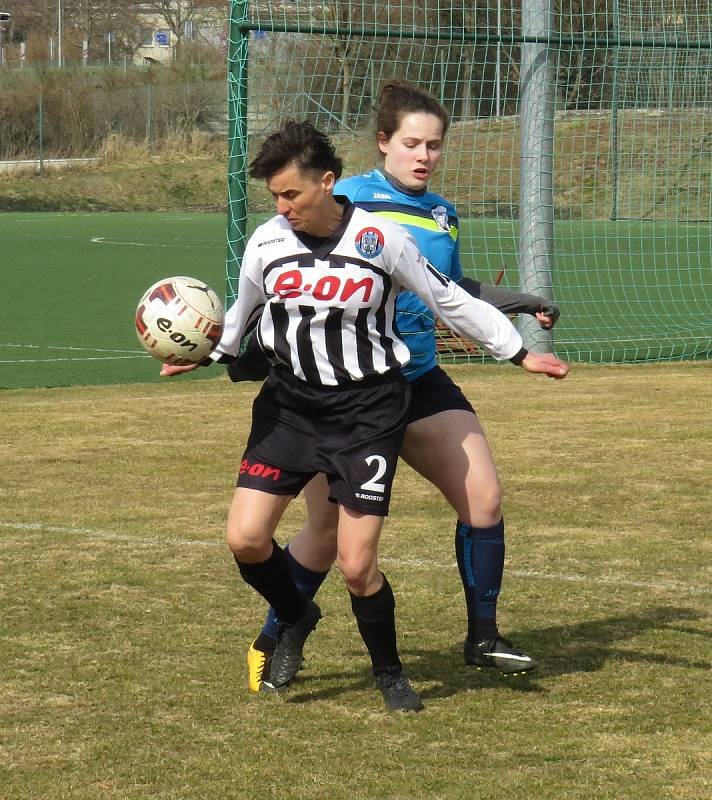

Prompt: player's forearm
xmin=434 ymin=284 xmax=524 ymax=361
xmin=407 ymin=269 xmax=523 ymax=359
xmin=396 ymin=238 xmax=523 ymax=360
xmin=226 ymin=334 xmax=272 ymax=382
xmin=210 ymin=278 xmax=264 ymax=362
xmin=458 ymin=277 xmax=559 ymax=321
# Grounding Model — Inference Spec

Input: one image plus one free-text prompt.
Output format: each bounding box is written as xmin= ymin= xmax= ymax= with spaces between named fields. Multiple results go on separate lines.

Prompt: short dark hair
xmin=249 ymin=120 xmax=343 ymax=181
xmin=376 ymin=80 xmax=450 ymax=141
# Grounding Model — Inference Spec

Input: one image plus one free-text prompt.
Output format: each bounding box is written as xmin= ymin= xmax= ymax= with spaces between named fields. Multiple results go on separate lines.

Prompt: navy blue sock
xmin=455 ymin=519 xmax=505 ymax=642
xmin=260 ymin=545 xmax=330 ymax=640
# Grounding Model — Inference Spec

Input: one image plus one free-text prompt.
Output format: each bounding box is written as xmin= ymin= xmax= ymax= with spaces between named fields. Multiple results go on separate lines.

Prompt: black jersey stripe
xmin=426 ymin=262 xmax=451 ymax=287
xmin=295 ymin=305 xmax=320 ymax=384
xmin=374 ymin=288 xmax=397 ymax=367
xmin=269 ymin=303 xmax=292 ymax=368
xmin=324 ymin=308 xmax=350 ymax=384
xmin=354 ymin=306 xmax=375 ymax=376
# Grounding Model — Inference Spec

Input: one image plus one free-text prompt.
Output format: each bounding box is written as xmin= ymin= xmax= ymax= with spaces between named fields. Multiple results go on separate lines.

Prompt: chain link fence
xmin=0 ymin=66 xmax=226 ymax=166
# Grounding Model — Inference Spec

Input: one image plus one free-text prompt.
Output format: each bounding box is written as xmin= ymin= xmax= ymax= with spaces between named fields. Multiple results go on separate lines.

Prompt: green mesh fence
xmin=227 ymin=1 xmax=712 ymax=363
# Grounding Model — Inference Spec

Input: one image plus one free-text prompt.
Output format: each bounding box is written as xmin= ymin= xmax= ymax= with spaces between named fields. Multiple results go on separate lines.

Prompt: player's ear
xmin=322 ymin=170 xmax=336 ymax=193
xmin=377 ymin=131 xmax=389 ymax=156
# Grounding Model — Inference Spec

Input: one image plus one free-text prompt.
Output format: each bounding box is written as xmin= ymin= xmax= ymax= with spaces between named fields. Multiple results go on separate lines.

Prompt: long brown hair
xmin=375 ymin=80 xmax=450 ymax=141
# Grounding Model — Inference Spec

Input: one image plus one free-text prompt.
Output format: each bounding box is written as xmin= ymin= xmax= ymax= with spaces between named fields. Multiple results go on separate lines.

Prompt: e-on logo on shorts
xmin=240 ymin=459 xmax=282 ymax=481
xmin=355 ymin=227 xmax=384 ymax=258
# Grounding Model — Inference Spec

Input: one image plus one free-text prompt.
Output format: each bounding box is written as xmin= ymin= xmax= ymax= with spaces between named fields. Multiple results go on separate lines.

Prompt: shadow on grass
xmin=284 ymin=605 xmax=706 ymax=704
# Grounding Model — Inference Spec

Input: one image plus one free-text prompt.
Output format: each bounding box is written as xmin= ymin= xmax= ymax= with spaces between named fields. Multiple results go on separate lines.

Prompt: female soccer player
xmin=164 ymin=119 xmax=567 ymax=712
xmin=246 ymin=82 xmax=564 ymax=696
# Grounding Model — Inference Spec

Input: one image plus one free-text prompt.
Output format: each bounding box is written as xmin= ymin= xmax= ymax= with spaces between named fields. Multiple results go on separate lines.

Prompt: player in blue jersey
xmin=242 ymin=82 xmax=562 ymax=696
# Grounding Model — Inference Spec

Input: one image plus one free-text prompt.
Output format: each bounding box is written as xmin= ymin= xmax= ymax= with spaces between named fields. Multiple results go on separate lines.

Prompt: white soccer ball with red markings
xmin=135 ymin=276 xmax=224 ymax=365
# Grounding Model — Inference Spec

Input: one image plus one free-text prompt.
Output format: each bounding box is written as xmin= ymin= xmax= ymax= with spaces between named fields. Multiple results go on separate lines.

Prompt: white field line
xmin=2 ymin=344 xmax=143 ymax=353
xmin=0 ymin=356 xmax=148 ymax=363
xmin=0 ymin=343 xmax=149 ymax=364
xmin=90 ymin=236 xmax=216 ymax=249
xmin=1 ymin=520 xmax=710 ymax=596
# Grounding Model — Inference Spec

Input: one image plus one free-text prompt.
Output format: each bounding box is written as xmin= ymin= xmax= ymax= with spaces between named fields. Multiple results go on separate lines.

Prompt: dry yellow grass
xmin=1 ymin=362 xmax=710 ymax=800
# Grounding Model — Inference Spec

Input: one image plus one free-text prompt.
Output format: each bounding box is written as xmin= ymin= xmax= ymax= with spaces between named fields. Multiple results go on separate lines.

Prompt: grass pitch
xmin=1 ymin=212 xmax=226 ymax=389
xmin=1 ymin=362 xmax=710 ymax=800
xmin=2 ymin=212 xmax=711 ymax=391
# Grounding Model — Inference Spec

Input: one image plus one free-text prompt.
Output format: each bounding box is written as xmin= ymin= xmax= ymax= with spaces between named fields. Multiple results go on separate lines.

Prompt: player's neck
xmin=304 ymin=197 xmax=345 ymax=237
xmin=380 ymin=168 xmax=429 ymax=197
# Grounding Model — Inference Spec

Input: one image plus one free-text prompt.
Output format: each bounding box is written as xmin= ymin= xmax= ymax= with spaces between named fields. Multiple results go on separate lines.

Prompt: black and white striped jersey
xmin=212 ymin=203 xmax=522 ymax=387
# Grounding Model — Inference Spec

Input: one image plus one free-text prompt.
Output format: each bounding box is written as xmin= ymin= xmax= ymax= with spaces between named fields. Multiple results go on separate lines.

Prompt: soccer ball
xmin=135 ymin=276 xmax=224 ymax=365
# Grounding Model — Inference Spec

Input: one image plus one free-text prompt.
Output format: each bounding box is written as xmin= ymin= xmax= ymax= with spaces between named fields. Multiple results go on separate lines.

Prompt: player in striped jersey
xmin=245 ymin=83 xmax=565 ymax=697
xmin=164 ymin=120 xmax=567 ymax=712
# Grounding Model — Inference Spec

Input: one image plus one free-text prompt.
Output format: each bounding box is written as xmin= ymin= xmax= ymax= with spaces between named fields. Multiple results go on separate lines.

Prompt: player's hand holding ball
xmin=134 ymin=276 xmax=224 ymax=376
xmin=160 ymin=363 xmax=201 ymax=377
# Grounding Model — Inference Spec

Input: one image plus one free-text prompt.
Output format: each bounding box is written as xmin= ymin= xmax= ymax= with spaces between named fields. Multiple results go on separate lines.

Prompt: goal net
xmin=227 ymin=1 xmax=712 ymax=363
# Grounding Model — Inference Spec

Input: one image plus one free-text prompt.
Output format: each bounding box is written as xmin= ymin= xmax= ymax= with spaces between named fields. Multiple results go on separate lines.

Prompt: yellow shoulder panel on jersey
xmin=374 ymin=210 xmax=459 ymax=241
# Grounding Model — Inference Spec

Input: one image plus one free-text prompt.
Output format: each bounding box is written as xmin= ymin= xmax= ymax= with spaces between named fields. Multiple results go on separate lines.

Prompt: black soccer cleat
xmin=375 ymin=669 xmax=424 ymax=712
xmin=464 ymin=635 xmax=537 ymax=675
xmin=263 ymin=599 xmax=321 ymax=690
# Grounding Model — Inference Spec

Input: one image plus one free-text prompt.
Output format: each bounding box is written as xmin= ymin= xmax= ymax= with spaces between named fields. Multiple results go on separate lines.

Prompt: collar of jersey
xmin=294 ymin=199 xmax=356 ymax=259
xmin=377 ymin=168 xmax=428 ymax=197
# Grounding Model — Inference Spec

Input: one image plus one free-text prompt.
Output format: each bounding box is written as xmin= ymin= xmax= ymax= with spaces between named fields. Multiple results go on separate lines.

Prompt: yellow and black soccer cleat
xmin=247 ymin=640 xmax=274 ymax=693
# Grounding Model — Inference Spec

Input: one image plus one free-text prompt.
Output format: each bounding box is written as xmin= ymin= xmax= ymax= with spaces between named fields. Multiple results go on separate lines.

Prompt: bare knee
xmin=479 ymin=480 xmax=503 ymax=520
xmin=338 ymin=553 xmax=377 ymax=596
xmin=457 ymin=478 xmax=503 ymax=528
xmin=225 ymin=488 xmax=290 ymax=563
xmin=226 ymin=508 xmax=277 ymax=563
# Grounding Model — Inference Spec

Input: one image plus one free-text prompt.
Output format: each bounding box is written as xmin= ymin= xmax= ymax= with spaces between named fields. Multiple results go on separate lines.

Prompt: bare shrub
xmin=0 ymin=65 xmax=226 ymax=161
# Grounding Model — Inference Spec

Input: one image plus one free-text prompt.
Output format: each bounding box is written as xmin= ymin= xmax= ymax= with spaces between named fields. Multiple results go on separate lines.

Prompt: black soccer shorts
xmin=406 ymin=365 xmax=476 ymax=425
xmin=236 ymin=368 xmax=411 ymax=516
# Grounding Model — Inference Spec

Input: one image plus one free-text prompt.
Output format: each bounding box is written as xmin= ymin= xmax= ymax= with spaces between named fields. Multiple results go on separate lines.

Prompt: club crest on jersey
xmin=355 ymin=227 xmax=384 ymax=258
xmin=431 ymin=205 xmax=451 ymax=231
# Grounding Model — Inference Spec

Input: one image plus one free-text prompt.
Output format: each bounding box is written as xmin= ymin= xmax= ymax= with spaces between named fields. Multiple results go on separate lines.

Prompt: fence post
xmin=38 ymin=93 xmax=44 ymax=177
xmin=225 ymin=0 xmax=249 ymax=309
xmin=146 ymin=83 xmax=152 ymax=148
xmin=518 ymin=0 xmax=556 ymax=352
xmin=609 ymin=0 xmax=620 ymax=221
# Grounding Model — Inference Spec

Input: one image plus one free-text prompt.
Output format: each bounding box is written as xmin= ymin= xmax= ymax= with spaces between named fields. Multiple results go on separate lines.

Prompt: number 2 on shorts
xmin=361 ymin=454 xmax=387 ymax=493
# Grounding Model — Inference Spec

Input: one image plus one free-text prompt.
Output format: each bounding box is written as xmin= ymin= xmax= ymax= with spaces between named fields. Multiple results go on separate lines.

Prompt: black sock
xmin=349 ymin=574 xmax=402 ymax=676
xmin=260 ymin=544 xmax=331 ymax=640
xmin=235 ymin=540 xmax=308 ymax=625
xmin=253 ymin=632 xmax=277 ymax=654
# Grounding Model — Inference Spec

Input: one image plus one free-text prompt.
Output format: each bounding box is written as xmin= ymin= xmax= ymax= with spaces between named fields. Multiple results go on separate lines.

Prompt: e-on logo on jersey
xmin=355 ymin=227 xmax=384 ymax=258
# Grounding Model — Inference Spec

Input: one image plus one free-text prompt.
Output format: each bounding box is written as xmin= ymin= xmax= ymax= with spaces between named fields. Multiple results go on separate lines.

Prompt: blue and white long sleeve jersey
xmin=211 ymin=202 xmax=521 ymax=387
xmin=336 ymin=169 xmax=465 ymax=380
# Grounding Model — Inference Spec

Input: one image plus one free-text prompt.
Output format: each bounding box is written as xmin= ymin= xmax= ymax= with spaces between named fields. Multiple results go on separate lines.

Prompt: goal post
xmin=227 ymin=1 xmax=712 ymax=363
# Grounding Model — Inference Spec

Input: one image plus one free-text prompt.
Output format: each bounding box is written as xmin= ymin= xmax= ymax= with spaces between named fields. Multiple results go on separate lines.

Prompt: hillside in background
xmin=1 ymin=109 xmax=709 ymax=220
xmin=0 ymin=154 xmax=226 ymax=212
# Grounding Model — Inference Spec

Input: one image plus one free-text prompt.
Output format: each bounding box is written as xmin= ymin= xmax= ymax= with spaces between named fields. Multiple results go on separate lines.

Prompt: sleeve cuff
xmin=508 ymin=346 xmax=528 ymax=366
